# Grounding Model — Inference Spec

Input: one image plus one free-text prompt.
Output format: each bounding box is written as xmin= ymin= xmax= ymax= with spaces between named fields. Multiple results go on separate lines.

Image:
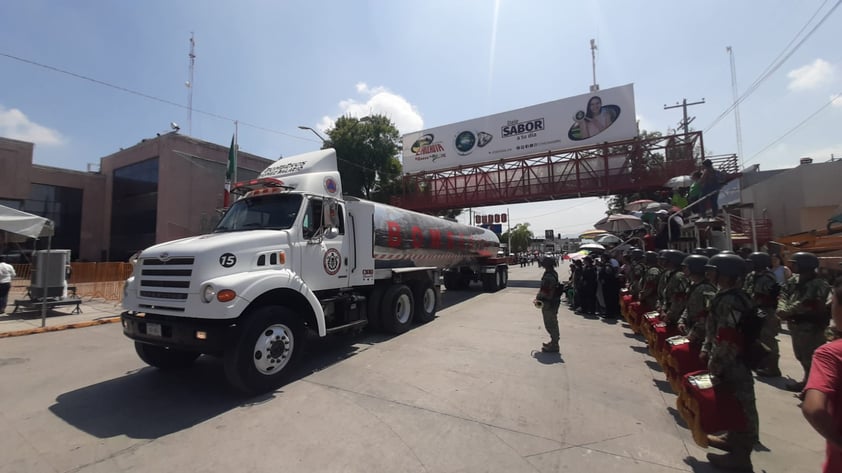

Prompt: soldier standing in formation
xmin=639 ymin=251 xmax=662 ymax=312
xmin=743 ymin=251 xmax=783 ymax=377
xmin=659 ymin=250 xmax=689 ymax=326
xmin=535 ymin=256 xmax=561 ymax=353
xmin=777 ymin=252 xmax=832 ymax=392
xmin=628 ymin=248 xmax=646 ymax=300
xmin=703 ymin=253 xmax=759 ymax=472
xmin=677 ymin=254 xmax=717 ymax=344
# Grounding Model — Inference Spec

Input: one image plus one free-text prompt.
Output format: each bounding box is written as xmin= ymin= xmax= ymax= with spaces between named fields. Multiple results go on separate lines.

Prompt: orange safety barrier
xmin=8 ymin=262 xmax=133 ymax=302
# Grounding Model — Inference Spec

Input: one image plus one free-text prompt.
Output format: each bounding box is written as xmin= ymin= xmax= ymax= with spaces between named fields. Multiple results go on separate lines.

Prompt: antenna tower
xmin=186 ymin=33 xmax=196 ymax=135
xmin=589 ymin=39 xmax=599 ymax=92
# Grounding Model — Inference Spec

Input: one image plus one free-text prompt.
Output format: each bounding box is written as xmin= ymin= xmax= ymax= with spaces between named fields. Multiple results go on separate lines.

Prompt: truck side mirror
xmin=323 ymin=199 xmax=341 ymax=239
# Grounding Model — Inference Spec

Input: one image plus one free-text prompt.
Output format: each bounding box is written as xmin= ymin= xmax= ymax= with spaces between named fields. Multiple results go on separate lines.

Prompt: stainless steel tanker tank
xmin=369 ymin=201 xmax=500 ymax=269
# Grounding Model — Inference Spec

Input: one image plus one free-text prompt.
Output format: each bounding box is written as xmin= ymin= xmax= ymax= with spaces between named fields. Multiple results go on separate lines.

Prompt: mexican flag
xmin=223 ymin=133 xmax=237 ymax=207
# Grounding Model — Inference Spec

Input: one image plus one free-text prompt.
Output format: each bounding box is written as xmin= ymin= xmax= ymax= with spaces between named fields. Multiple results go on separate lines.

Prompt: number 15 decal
xmin=219 ymin=253 xmax=237 ymax=268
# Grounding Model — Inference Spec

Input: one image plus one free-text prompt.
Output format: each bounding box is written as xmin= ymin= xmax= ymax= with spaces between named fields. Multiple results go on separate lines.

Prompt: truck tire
xmin=498 ymin=267 xmax=508 ymax=289
xmin=443 ymin=272 xmax=459 ymax=291
xmin=224 ymin=305 xmax=305 ymax=394
xmin=482 ymin=272 xmax=500 ymax=292
xmin=380 ymin=284 xmax=414 ymax=334
xmin=134 ymin=342 xmax=199 ymax=370
xmin=413 ymin=280 xmax=438 ymax=324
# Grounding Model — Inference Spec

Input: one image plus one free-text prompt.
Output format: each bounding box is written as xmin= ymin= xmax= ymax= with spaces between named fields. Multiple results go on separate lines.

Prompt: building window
xmin=110 ymin=158 xmax=159 ymax=262
xmin=21 ymin=184 xmax=83 ymax=259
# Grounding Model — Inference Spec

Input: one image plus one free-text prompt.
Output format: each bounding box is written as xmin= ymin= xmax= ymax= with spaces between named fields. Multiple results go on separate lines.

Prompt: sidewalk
xmin=0 ymin=298 xmax=123 ymax=338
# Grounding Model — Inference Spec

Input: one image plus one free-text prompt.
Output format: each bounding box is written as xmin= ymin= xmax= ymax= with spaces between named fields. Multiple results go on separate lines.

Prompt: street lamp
xmin=298 ymin=126 xmax=327 ymax=143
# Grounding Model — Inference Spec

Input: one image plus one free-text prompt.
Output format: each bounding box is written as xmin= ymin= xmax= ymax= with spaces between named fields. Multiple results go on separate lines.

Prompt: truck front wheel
xmin=224 ymin=306 xmax=305 ymax=394
xmin=380 ymin=284 xmax=414 ymax=334
xmin=134 ymin=342 xmax=199 ymax=370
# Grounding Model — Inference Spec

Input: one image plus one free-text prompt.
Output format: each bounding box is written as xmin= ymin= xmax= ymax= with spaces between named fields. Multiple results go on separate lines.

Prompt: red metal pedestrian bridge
xmin=393 ymin=131 xmax=738 ymax=213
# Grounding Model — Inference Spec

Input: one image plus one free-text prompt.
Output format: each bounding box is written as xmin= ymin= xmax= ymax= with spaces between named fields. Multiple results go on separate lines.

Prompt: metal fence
xmin=10 ymin=262 xmax=133 ymax=302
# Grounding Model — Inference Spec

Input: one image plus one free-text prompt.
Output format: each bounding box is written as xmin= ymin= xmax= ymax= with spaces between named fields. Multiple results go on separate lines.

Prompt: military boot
xmin=755 ymin=356 xmax=781 ymax=377
xmin=706 ymin=433 xmax=734 ymax=452
xmin=541 ymin=342 xmax=559 ymax=353
xmin=706 ymin=451 xmax=753 ymax=472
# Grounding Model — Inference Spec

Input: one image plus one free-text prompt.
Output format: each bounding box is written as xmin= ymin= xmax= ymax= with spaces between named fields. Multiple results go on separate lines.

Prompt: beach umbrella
xmin=665 ymin=175 xmax=693 ymax=189
xmin=625 ymin=199 xmax=657 ymax=212
xmin=594 ymin=214 xmax=645 ymax=233
xmin=567 ymin=251 xmax=589 ymax=261
xmin=579 ymin=229 xmax=609 ymax=239
xmin=595 ymin=234 xmax=622 ymax=246
xmin=579 ymin=242 xmax=606 ymax=251
xmin=643 ymin=202 xmax=672 ymax=212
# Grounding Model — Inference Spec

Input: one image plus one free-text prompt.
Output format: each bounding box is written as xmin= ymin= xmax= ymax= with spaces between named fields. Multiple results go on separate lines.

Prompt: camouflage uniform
xmin=630 ymin=261 xmax=646 ymax=298
xmin=537 ymin=267 xmax=561 ymax=347
xmin=707 ymin=287 xmax=759 ymax=453
xmin=743 ymin=269 xmax=781 ymax=368
xmin=640 ymin=266 xmax=662 ymax=310
xmin=661 ymin=270 xmax=689 ymax=326
xmin=679 ymin=280 xmax=717 ymax=344
xmin=777 ymin=274 xmax=831 ymax=382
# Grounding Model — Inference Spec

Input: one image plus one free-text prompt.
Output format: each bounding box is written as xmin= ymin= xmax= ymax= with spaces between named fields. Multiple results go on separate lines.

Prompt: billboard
xmin=402 ymin=84 xmax=636 ymax=174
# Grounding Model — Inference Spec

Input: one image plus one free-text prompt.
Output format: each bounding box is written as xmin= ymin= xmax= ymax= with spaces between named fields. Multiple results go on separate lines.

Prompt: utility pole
xmin=589 ymin=39 xmax=599 ymax=92
xmin=664 ymin=98 xmax=705 ymax=136
xmin=727 ymin=46 xmax=744 ymax=169
xmin=186 ymin=33 xmax=196 ymax=135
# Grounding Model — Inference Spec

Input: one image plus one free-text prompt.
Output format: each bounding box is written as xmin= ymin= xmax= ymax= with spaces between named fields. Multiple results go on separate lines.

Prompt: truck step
xmin=325 ymin=319 xmax=368 ymax=335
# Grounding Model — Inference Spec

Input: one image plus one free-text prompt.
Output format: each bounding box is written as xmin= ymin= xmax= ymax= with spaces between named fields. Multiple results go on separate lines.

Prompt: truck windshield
xmin=214 ymin=194 xmax=303 ymax=232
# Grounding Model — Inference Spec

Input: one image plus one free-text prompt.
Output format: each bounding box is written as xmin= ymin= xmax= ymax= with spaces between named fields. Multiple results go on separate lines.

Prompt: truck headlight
xmin=201 ymin=284 xmax=216 ymax=303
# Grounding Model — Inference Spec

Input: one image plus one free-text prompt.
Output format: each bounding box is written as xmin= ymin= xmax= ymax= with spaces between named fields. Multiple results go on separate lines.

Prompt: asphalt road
xmin=0 ymin=263 xmax=824 ymax=473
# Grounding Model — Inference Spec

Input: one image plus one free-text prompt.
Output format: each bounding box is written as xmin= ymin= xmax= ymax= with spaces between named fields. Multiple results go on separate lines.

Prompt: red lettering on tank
xmin=430 ymin=229 xmax=441 ymax=248
xmin=446 ymin=231 xmax=455 ymax=249
xmin=411 ymin=226 xmax=423 ymax=248
xmin=387 ymin=221 xmax=402 ymax=248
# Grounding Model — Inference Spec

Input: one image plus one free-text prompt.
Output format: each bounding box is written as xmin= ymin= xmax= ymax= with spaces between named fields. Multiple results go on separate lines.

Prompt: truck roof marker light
xmin=232 ymin=178 xmax=295 ymax=196
xmin=217 ymin=289 xmax=236 ymax=303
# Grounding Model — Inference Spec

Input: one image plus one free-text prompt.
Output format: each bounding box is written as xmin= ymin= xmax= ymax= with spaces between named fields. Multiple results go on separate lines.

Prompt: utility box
xmin=30 ymin=249 xmax=71 ymax=299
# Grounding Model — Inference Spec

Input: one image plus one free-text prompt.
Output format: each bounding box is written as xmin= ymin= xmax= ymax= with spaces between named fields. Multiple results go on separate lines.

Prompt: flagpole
xmin=234 ymin=120 xmax=239 ymax=184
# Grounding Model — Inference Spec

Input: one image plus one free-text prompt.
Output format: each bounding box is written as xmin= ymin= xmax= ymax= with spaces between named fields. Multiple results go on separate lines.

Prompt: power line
xmin=742 ymin=93 xmax=840 ymax=166
xmin=0 ymin=50 xmax=312 ymax=142
xmin=704 ymin=0 xmax=841 ymax=132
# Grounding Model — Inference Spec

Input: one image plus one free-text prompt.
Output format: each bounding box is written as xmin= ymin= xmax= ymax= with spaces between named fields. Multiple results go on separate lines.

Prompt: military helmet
xmin=788 ymin=251 xmax=819 ymax=273
xmin=704 ymin=253 xmax=746 ymax=278
xmin=703 ymin=247 xmax=720 ymax=258
xmin=657 ymin=249 xmax=670 ymax=260
xmin=630 ymin=248 xmax=645 ymax=260
xmin=665 ymin=250 xmax=687 ymax=268
xmin=747 ymin=252 xmax=771 ymax=271
xmin=692 ymin=247 xmax=707 ymax=255
xmin=541 ymin=256 xmax=556 ymax=269
xmin=644 ymin=251 xmax=659 ymax=265
xmin=682 ymin=254 xmax=709 ymax=275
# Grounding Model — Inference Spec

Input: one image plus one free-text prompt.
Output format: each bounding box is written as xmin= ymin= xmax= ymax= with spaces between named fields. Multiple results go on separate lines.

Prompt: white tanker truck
xmin=120 ymin=149 xmax=508 ymax=393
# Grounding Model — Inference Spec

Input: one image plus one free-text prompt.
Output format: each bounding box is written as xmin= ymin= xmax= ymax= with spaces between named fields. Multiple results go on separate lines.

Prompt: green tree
xmin=326 ymin=115 xmax=402 ymax=201
xmin=502 ymin=223 xmax=533 ymax=253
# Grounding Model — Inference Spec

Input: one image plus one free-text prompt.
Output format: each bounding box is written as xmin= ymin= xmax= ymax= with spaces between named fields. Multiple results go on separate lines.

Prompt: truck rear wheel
xmin=224 ymin=305 xmax=305 ymax=394
xmin=413 ymin=280 xmax=437 ymax=324
xmin=482 ymin=272 xmax=500 ymax=292
xmin=498 ymin=267 xmax=508 ymax=289
xmin=134 ymin=342 xmax=199 ymax=370
xmin=380 ymin=284 xmax=414 ymax=334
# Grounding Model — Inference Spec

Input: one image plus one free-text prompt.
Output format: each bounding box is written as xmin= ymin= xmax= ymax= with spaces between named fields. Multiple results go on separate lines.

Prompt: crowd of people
xmin=534 ymin=247 xmax=840 ymax=472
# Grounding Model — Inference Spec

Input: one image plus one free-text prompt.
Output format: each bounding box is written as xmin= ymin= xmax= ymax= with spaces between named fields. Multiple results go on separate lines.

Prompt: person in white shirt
xmin=0 ymin=256 xmax=17 ymax=314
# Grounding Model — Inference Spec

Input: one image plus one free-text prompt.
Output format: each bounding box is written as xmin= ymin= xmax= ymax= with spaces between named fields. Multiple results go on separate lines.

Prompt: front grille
xmin=137 ymin=257 xmax=194 ymax=308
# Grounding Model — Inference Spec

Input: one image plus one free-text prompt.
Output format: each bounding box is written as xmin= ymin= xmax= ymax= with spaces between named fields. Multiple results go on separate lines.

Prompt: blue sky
xmin=2 ymin=0 xmax=840 ymax=237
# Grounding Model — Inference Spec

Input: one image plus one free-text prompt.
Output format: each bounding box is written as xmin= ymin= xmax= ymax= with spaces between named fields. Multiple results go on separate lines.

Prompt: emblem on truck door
xmin=323 ymin=248 xmax=341 ymax=275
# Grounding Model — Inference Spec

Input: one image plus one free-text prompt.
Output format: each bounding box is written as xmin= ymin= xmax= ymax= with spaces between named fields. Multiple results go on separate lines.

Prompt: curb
xmin=0 ymin=316 xmax=121 ymax=339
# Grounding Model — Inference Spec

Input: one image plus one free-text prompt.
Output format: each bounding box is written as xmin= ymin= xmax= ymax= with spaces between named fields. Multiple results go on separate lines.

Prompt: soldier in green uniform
xmin=703 ymin=253 xmax=758 ymax=472
xmin=535 ymin=256 xmax=561 ymax=353
xmin=628 ymin=248 xmax=646 ymax=299
xmin=678 ymin=254 xmax=716 ymax=344
xmin=656 ymin=250 xmax=672 ymax=310
xmin=660 ymin=250 xmax=689 ymax=326
xmin=743 ymin=252 xmax=782 ymax=377
xmin=640 ymin=251 xmax=662 ymax=311
xmin=777 ymin=252 xmax=832 ymax=392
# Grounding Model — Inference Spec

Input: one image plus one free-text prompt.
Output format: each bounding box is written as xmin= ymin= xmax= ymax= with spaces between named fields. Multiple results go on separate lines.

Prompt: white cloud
xmin=787 ymin=59 xmax=835 ymax=92
xmin=316 ymin=83 xmax=424 ymax=135
xmin=0 ymin=105 xmax=64 ymax=146
xmin=832 ymin=94 xmax=842 ymax=108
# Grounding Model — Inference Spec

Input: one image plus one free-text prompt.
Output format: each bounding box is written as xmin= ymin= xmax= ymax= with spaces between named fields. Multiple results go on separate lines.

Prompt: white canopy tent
xmin=0 ymin=204 xmax=55 ymax=327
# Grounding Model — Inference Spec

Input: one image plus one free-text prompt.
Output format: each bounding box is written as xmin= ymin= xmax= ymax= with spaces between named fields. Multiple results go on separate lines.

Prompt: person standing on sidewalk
xmin=802 ymin=278 xmax=842 ymax=473
xmin=535 ymin=256 xmax=561 ymax=353
xmin=777 ymin=252 xmax=832 ymax=392
xmin=703 ymin=253 xmax=759 ymax=472
xmin=744 ymin=252 xmax=783 ymax=378
xmin=0 ymin=256 xmax=16 ymax=314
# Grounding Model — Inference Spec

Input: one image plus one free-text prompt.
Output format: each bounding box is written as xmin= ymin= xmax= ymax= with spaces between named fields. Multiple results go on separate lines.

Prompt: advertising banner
xmin=402 ymin=84 xmax=636 ymax=174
